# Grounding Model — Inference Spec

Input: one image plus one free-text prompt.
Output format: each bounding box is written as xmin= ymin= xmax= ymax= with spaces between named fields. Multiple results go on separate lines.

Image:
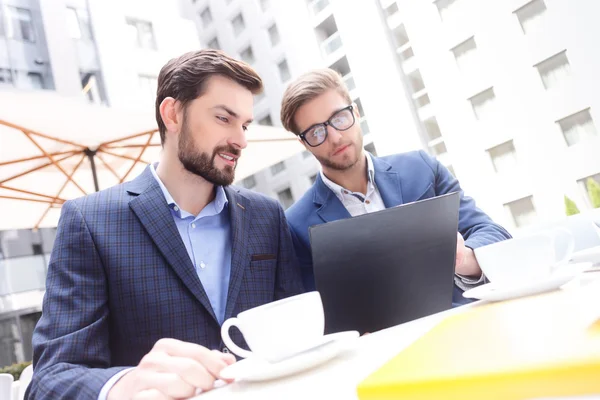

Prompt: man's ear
xmin=159 ymin=97 xmax=180 ymax=137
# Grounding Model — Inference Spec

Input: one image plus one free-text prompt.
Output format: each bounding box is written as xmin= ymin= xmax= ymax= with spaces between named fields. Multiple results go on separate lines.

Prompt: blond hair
xmin=280 ymin=68 xmax=352 ymax=135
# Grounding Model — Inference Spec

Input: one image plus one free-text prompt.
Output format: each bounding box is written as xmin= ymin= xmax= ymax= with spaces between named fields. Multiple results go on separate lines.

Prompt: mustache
xmin=212 ymin=145 xmax=241 ymax=158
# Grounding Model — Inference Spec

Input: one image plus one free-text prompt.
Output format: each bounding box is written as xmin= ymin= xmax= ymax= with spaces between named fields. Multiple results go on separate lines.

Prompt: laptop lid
xmin=309 ymin=192 xmax=460 ymax=334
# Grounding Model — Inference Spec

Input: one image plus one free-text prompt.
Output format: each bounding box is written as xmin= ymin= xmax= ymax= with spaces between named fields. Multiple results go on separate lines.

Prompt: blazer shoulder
xmin=285 ymin=185 xmax=317 ymax=227
xmin=232 ymin=185 xmax=281 ymax=213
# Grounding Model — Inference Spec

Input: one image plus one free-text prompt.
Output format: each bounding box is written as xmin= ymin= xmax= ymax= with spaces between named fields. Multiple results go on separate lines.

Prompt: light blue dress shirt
xmin=98 ymin=164 xmax=232 ymax=400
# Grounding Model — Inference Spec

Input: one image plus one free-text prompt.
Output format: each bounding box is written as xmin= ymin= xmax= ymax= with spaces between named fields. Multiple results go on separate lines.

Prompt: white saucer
xmin=220 ymin=331 xmax=359 ymax=382
xmin=463 ymin=263 xmax=590 ymax=302
xmin=571 ymin=245 xmax=600 ymax=265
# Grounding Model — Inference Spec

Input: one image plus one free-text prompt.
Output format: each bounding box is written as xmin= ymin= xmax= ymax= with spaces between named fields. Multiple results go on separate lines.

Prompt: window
xmin=514 ymin=0 xmax=546 ymax=34
xmin=384 ymin=2 xmax=399 ymax=18
xmin=268 ymin=23 xmax=280 ymax=46
xmin=535 ymin=50 xmax=570 ymax=90
xmin=242 ymin=175 xmax=256 ymax=189
xmin=452 ymin=36 xmax=478 ymax=72
xmin=488 ymin=140 xmax=518 ymax=173
xmin=125 ymin=18 xmax=156 ymax=50
xmin=0 ymin=69 xmax=13 ymax=85
xmin=66 ymin=8 xmax=92 ymax=40
xmin=81 ymin=72 xmax=104 ymax=104
xmin=260 ymin=0 xmax=270 ymax=11
xmin=277 ymin=188 xmax=294 ymax=209
xmin=139 ymin=75 xmax=158 ymax=100
xmin=278 ymin=59 xmax=291 ymax=83
xmin=364 ymin=142 xmax=378 ymax=156
xmin=6 ymin=7 xmax=35 ymax=42
xmin=430 ymin=141 xmax=448 ymax=157
xmin=232 ymin=13 xmax=245 ymax=36
xmin=392 ymin=24 xmax=409 ymax=48
xmin=255 ymin=91 xmax=266 ymax=103
xmin=360 ymin=118 xmax=370 ymax=135
xmin=302 ymin=150 xmax=312 ymax=159
xmin=423 ymin=117 xmax=442 ymax=142
xmin=66 ymin=8 xmax=82 ymax=39
xmin=408 ymin=70 xmax=426 ymax=93
xmin=200 ymin=7 xmax=212 ymax=27
xmin=24 ymin=72 xmax=44 ymax=90
xmin=240 ymin=45 xmax=255 ymax=64
xmin=207 ymin=37 xmax=220 ymax=50
xmin=435 ymin=0 xmax=459 ymax=21
xmin=414 ymin=92 xmax=430 ymax=108
xmin=577 ymin=173 xmax=600 ymax=208
xmin=270 ymin=161 xmax=286 ymax=175
xmin=469 ymin=87 xmax=496 ymax=121
xmin=558 ymin=109 xmax=597 ymax=146
xmin=505 ymin=196 xmax=537 ymax=228
xmin=259 ymin=114 xmax=273 ymax=126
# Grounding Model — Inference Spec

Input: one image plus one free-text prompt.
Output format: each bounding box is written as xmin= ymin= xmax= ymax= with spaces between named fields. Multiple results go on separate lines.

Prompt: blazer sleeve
xmin=27 ymin=200 xmax=130 ymax=400
xmin=419 ymin=150 xmax=512 ymax=250
xmin=274 ymin=204 xmax=305 ymax=300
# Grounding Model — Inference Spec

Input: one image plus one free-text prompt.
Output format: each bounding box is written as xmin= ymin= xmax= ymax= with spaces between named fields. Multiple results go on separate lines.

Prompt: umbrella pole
xmin=84 ymin=148 xmax=100 ymax=192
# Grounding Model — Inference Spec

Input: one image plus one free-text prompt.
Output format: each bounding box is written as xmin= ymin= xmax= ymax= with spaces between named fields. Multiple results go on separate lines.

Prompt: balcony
xmin=343 ymin=73 xmax=359 ymax=99
xmin=320 ymin=32 xmax=344 ymax=59
xmin=308 ymin=0 xmax=332 ymax=19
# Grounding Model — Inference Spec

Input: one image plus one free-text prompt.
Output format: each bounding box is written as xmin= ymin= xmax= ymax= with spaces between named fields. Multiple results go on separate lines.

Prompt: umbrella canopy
xmin=0 ymin=89 xmax=302 ymax=230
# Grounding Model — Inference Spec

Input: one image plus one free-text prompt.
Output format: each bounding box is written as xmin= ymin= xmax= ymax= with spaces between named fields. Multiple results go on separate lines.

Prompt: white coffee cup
xmin=474 ymin=228 xmax=575 ymax=287
xmin=221 ymin=291 xmax=325 ymax=362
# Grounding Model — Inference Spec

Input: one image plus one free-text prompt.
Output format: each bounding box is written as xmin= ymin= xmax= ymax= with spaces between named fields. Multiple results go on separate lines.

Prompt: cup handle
xmin=551 ymin=227 xmax=575 ymax=265
xmin=221 ymin=317 xmax=254 ymax=359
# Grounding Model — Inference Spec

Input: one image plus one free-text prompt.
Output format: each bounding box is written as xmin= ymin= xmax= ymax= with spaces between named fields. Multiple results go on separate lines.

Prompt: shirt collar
xmin=150 ymin=163 xmax=228 ymax=218
xmin=320 ymin=153 xmax=376 ymax=197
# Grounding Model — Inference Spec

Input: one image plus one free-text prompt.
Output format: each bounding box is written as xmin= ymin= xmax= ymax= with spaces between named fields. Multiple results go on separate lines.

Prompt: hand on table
xmin=108 ymin=338 xmax=236 ymax=400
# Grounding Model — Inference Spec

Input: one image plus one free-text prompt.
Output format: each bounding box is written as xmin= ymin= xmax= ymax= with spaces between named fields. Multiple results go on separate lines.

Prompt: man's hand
xmin=108 ymin=338 xmax=236 ymax=400
xmin=455 ymin=232 xmax=482 ymax=278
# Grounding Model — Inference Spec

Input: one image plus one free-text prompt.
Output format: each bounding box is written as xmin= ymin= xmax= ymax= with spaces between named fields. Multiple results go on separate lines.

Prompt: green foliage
xmin=587 ymin=178 xmax=600 ymax=209
xmin=564 ymin=195 xmax=580 ymax=216
xmin=0 ymin=361 xmax=32 ymax=381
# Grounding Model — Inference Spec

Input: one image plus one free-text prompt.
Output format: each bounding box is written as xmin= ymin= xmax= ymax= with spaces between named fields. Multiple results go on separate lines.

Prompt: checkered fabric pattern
xmin=27 ymin=167 xmax=304 ymax=400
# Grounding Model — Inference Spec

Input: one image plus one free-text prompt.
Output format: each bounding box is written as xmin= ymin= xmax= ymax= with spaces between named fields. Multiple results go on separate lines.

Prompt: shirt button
xmin=200 ymin=261 xmax=206 ymax=269
xmin=191 ymin=223 xmax=196 ymax=229
xmin=173 ymin=206 xmax=179 ymax=212
xmin=222 ymin=347 xmax=230 ymax=354
xmin=365 ymin=200 xmax=371 ymax=204
xmin=343 ymin=190 xmax=349 ymax=194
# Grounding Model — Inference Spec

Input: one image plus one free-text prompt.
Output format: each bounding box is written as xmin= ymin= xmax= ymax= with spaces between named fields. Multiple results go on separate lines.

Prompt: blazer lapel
xmin=313 ymin=175 xmax=352 ymax=222
xmin=127 ymin=167 xmax=218 ymax=323
xmin=372 ymin=156 xmax=404 ymax=208
xmin=223 ymin=186 xmax=250 ymax=321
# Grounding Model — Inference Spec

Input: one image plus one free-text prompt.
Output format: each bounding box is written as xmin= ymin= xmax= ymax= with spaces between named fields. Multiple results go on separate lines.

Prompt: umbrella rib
xmin=95 ymin=152 xmax=121 ymax=181
xmin=0 ymin=119 xmax=87 ymax=148
xmin=97 ymin=148 xmax=150 ymax=164
xmin=0 ymin=152 xmax=79 ymax=185
xmin=120 ymin=131 xmax=155 ymax=183
xmin=98 ymin=129 xmax=159 ymax=147
xmin=0 ymin=195 xmax=56 ymax=204
xmin=0 ymin=186 xmax=67 ymax=203
xmin=0 ymin=150 xmax=79 ymax=167
xmin=22 ymin=131 xmax=87 ymax=196
xmin=34 ymin=154 xmax=87 ymax=229
xmin=104 ymin=143 xmax=161 ymax=149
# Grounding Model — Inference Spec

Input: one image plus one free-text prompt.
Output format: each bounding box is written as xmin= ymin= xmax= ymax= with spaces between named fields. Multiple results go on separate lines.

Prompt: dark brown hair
xmin=155 ymin=49 xmax=263 ymax=144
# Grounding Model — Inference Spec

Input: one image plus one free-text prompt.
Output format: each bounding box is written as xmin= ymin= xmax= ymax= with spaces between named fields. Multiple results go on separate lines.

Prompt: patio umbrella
xmin=0 ymin=89 xmax=302 ymax=230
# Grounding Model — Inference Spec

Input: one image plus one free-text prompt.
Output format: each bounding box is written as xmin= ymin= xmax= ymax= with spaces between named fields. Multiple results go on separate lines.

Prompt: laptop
xmin=309 ymin=192 xmax=460 ymax=334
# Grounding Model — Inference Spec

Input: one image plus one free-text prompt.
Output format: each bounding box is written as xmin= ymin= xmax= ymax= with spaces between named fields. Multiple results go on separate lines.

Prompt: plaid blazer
xmin=28 ymin=167 xmax=303 ymax=400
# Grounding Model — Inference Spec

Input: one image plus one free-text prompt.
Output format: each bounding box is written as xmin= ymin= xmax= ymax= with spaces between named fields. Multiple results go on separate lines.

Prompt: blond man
xmin=280 ymin=68 xmax=511 ymax=306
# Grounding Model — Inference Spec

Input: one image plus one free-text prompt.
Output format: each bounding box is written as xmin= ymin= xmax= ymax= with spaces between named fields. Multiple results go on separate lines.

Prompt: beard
xmin=315 ymin=132 xmax=363 ymax=171
xmin=177 ymin=118 xmax=240 ymax=186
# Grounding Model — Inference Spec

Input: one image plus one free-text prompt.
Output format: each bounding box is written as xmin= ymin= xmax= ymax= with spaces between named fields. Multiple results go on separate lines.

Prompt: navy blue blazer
xmin=28 ymin=167 xmax=303 ymax=400
xmin=286 ymin=151 xmax=511 ymax=303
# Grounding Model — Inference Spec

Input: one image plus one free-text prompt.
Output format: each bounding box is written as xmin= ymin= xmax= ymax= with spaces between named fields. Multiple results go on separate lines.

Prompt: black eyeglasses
xmin=299 ymin=105 xmax=355 ymax=147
